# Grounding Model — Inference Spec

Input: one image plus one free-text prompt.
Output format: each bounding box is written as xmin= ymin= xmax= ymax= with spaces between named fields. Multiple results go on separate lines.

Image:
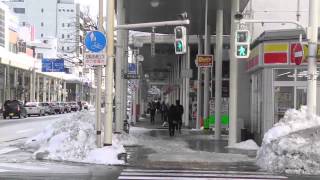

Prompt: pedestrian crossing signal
xmin=236 ymin=44 xmax=249 ymax=58
xmin=174 ymin=26 xmax=187 ymax=54
xmin=235 ymin=30 xmax=250 ymax=58
xmin=176 ymin=40 xmax=183 ymax=52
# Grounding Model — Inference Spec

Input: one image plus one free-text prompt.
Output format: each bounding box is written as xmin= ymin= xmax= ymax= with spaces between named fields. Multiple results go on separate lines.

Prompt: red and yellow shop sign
xmin=298 ymin=44 xmax=320 ymax=64
xmin=263 ymin=43 xmax=288 ymax=64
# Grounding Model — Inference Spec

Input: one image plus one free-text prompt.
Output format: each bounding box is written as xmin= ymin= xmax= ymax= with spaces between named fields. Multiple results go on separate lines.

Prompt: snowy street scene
xmin=2 ymin=0 xmax=320 ymax=179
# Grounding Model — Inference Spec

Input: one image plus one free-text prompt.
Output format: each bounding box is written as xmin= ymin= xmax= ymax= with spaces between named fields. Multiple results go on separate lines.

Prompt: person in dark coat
xmin=160 ymin=101 xmax=168 ymax=122
xmin=150 ymin=102 xmax=156 ymax=124
xmin=175 ymin=100 xmax=184 ymax=134
xmin=168 ymin=104 xmax=177 ymax=136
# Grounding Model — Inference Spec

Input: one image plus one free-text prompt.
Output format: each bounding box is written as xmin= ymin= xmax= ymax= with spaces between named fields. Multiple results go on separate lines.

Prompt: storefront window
xmin=274 ymin=86 xmax=294 ymax=122
xmin=274 ymin=69 xmax=295 ymax=81
xmin=296 ymin=68 xmax=308 ymax=81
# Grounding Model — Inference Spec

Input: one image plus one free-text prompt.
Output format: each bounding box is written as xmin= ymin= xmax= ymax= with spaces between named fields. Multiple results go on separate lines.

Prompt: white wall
xmin=57 ymin=3 xmax=78 ymax=56
xmin=5 ymin=0 xmax=58 ymax=39
xmin=0 ymin=2 xmax=11 ymax=50
xmin=244 ymin=0 xmax=309 ymax=40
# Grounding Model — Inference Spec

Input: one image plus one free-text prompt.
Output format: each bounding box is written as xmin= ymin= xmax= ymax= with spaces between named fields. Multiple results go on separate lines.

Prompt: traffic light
xmin=235 ymin=30 xmax=250 ymax=58
xmin=174 ymin=26 xmax=187 ymax=54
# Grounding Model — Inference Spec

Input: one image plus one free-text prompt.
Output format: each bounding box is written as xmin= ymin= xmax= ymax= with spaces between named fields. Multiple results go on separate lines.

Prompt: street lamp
xmin=150 ymin=0 xmax=160 ymax=8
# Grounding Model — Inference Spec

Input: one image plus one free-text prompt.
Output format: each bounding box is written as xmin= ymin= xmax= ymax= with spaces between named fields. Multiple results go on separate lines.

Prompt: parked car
xmin=82 ymin=101 xmax=89 ymax=110
xmin=42 ymin=102 xmax=55 ymax=115
xmin=2 ymin=100 xmax=27 ymax=119
xmin=52 ymin=102 xmax=64 ymax=114
xmin=25 ymin=102 xmax=46 ymax=117
xmin=63 ymin=102 xmax=71 ymax=113
xmin=70 ymin=102 xmax=79 ymax=112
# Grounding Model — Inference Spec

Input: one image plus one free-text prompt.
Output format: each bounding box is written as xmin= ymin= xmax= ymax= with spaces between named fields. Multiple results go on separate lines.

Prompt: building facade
xmin=4 ymin=0 xmax=84 ymax=59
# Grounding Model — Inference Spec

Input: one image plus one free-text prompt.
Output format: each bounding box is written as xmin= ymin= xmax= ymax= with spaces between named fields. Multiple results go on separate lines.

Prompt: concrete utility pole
xmin=215 ymin=3 xmax=223 ymax=140
xmin=229 ymin=0 xmax=239 ymax=145
xmin=203 ymin=0 xmax=210 ymax=123
xmin=307 ymin=0 xmax=318 ymax=115
xmin=185 ymin=45 xmax=190 ymax=127
xmin=196 ymin=36 xmax=203 ymax=129
xmin=96 ymin=0 xmax=103 ymax=148
xmin=115 ymin=0 xmax=124 ymax=133
xmin=104 ymin=0 xmax=115 ymax=146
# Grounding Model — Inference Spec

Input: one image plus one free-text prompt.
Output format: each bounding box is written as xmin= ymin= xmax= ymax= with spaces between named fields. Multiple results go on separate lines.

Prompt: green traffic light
xmin=177 ymin=41 xmax=183 ymax=51
xmin=237 ymin=45 xmax=247 ymax=56
xmin=176 ymin=41 xmax=183 ymax=52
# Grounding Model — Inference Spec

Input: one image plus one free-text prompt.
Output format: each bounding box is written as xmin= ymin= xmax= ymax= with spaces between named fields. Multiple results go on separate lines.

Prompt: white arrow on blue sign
xmin=85 ymin=31 xmax=107 ymax=53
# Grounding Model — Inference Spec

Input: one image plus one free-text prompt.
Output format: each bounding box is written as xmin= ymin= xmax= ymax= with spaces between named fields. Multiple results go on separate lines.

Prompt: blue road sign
xmin=85 ymin=31 xmax=107 ymax=52
xmin=42 ymin=59 xmax=65 ymax=72
xmin=128 ymin=63 xmax=137 ymax=74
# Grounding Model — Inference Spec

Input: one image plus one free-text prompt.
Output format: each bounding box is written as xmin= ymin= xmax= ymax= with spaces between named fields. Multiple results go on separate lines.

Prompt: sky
xmin=76 ymin=0 xmax=99 ymax=17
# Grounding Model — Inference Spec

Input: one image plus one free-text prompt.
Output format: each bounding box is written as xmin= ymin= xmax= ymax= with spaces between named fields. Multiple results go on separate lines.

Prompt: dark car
xmin=62 ymin=102 xmax=71 ymax=113
xmin=2 ymin=100 xmax=27 ymax=119
xmin=70 ymin=102 xmax=79 ymax=112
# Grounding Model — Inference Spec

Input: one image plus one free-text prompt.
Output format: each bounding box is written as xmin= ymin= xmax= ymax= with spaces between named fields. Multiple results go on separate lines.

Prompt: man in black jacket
xmin=175 ymin=100 xmax=184 ymax=134
xmin=168 ymin=104 xmax=177 ymax=136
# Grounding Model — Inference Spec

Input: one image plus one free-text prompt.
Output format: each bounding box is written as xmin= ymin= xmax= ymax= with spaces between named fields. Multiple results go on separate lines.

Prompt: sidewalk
xmin=125 ymin=113 xmax=259 ymax=171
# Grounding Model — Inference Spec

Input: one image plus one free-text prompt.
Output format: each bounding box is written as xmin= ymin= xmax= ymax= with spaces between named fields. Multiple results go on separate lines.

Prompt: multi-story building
xmin=3 ymin=0 xmax=84 ymax=60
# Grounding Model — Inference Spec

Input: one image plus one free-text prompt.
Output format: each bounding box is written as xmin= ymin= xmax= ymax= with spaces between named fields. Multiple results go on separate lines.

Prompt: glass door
xmin=296 ymin=87 xmax=307 ymax=110
xmin=274 ymin=86 xmax=294 ymax=123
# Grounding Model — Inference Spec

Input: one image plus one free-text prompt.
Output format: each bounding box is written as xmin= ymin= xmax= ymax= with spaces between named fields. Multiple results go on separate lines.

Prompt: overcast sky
xmin=76 ymin=0 xmax=99 ymax=17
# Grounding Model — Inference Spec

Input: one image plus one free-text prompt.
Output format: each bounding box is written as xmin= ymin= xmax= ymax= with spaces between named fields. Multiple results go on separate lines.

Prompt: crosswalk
xmin=118 ymin=168 xmax=288 ymax=180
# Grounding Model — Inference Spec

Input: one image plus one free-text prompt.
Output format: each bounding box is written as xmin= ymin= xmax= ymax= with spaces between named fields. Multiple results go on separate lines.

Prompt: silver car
xmin=25 ymin=102 xmax=46 ymax=117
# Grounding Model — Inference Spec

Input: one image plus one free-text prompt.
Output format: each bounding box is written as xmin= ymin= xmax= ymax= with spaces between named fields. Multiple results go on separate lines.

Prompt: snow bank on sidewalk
xmin=256 ymin=106 xmax=320 ymax=175
xmin=227 ymin=139 xmax=259 ymax=150
xmin=24 ymin=112 xmax=125 ymax=165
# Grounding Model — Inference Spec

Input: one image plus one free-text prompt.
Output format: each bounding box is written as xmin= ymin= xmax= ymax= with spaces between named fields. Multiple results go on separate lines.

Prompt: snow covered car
xmin=25 ymin=102 xmax=46 ymax=117
xmin=42 ymin=102 xmax=55 ymax=115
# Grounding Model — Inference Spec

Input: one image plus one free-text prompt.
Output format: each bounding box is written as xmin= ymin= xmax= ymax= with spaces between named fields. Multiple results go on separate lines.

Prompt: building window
xmin=67 ymin=47 xmax=70 ymax=51
xmin=62 ymin=46 xmax=64 ymax=51
xmin=62 ymin=34 xmax=64 ymax=38
xmin=41 ymin=33 xmax=44 ymax=37
xmin=13 ymin=8 xmax=25 ymax=14
xmin=36 ymin=53 xmax=43 ymax=59
xmin=41 ymin=22 xmax=44 ymax=27
xmin=63 ymin=9 xmax=65 ymax=12
xmin=274 ymin=69 xmax=295 ymax=81
xmin=22 ymin=22 xmax=26 ymax=26
xmin=67 ymin=9 xmax=69 ymax=12
xmin=62 ymin=23 xmax=64 ymax=27
xmin=68 ymin=23 xmax=70 ymax=27
xmin=0 ymin=9 xmax=5 ymax=48
xmin=67 ymin=34 xmax=70 ymax=38
xmin=59 ymin=9 xmax=61 ymax=12
xmin=41 ymin=8 xmax=44 ymax=13
xmin=71 ymin=9 xmax=74 ymax=12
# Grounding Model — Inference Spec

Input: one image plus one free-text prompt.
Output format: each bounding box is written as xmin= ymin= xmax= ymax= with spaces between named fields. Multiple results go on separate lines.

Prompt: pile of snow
xmin=257 ymin=106 xmax=320 ymax=175
xmin=227 ymin=139 xmax=259 ymax=150
xmin=24 ymin=112 xmax=125 ymax=165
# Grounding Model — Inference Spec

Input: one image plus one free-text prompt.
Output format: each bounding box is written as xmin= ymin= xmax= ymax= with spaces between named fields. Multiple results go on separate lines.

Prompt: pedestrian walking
xmin=150 ymin=102 xmax=156 ymax=124
xmin=160 ymin=101 xmax=168 ymax=122
xmin=168 ymin=104 xmax=177 ymax=136
xmin=175 ymin=100 xmax=184 ymax=134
